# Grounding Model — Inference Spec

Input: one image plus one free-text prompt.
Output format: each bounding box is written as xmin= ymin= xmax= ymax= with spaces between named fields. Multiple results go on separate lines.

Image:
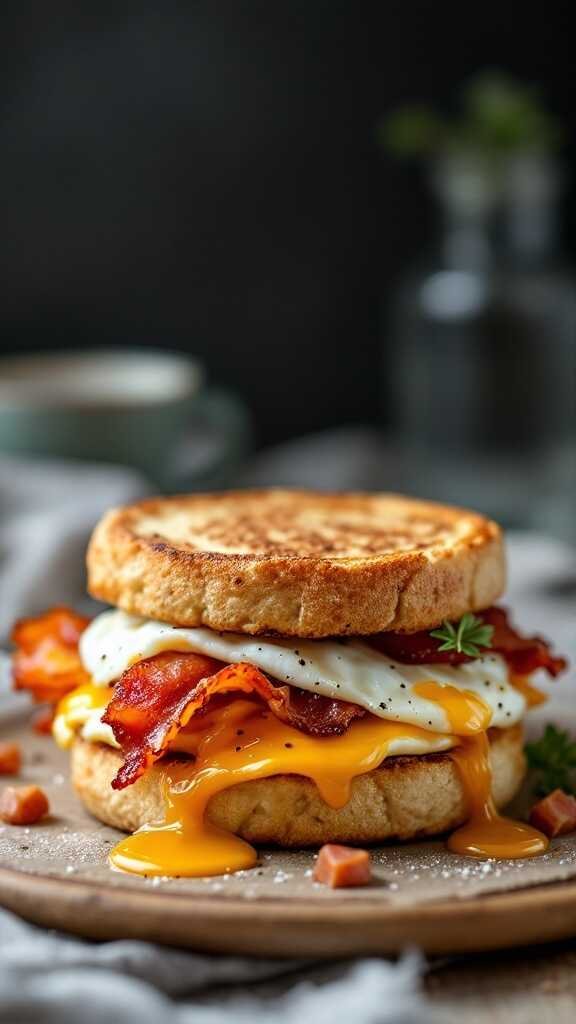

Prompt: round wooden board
xmin=3 ymin=863 xmax=576 ymax=956
xmin=3 ymin=711 xmax=576 ymax=957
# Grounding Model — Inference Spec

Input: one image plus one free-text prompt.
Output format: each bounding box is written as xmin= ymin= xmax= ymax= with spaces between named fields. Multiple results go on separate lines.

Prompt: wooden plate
xmin=3 ymin=863 xmax=576 ymax=956
xmin=2 ymin=714 xmax=576 ymax=956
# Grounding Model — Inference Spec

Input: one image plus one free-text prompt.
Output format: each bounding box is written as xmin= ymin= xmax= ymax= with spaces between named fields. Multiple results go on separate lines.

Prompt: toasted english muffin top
xmin=87 ymin=489 xmax=505 ymax=637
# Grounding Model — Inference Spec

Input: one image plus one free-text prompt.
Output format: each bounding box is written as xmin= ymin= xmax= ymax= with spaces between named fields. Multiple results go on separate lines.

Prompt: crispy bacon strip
xmin=103 ymin=652 xmax=364 ymax=789
xmin=271 ymin=684 xmax=365 ymax=736
xmin=482 ymin=607 xmax=567 ymax=677
xmin=11 ymin=608 xmax=91 ymax=704
xmin=371 ymin=606 xmax=567 ymax=678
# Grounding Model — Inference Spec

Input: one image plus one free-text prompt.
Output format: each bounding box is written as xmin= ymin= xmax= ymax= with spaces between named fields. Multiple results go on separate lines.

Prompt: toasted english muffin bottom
xmin=71 ymin=725 xmax=524 ymax=847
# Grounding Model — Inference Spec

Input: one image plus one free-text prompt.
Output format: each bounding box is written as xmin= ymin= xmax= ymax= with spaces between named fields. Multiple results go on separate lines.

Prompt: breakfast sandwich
xmin=11 ymin=490 xmax=567 ymax=877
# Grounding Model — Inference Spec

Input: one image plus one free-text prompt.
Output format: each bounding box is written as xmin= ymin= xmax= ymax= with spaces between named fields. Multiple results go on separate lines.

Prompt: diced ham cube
xmin=32 ymin=709 xmax=54 ymax=735
xmin=0 ymin=743 xmax=21 ymax=775
xmin=313 ymin=843 xmax=372 ymax=888
xmin=0 ymin=785 xmax=49 ymax=825
xmin=529 ymin=789 xmax=576 ymax=838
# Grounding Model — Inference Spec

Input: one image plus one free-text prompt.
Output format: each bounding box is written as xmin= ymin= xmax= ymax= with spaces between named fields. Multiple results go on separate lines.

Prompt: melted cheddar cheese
xmin=110 ymin=701 xmax=454 ymax=876
xmin=53 ymin=684 xmax=113 ymax=748
xmin=449 ymin=733 xmax=547 ymax=858
xmin=54 ymin=677 xmax=548 ymax=876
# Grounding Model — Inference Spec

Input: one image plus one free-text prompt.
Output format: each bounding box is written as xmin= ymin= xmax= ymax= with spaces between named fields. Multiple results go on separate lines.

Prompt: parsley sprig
xmin=525 ymin=725 xmax=576 ymax=797
xmin=430 ymin=613 xmax=494 ymax=657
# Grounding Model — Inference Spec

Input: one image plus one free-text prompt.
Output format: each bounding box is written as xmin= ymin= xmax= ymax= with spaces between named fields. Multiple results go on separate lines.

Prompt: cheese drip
xmin=53 ymin=684 xmax=113 ymax=748
xmin=109 ymin=700 xmax=454 ymax=877
xmin=448 ymin=733 xmax=548 ymax=858
xmin=108 ymin=683 xmax=537 ymax=877
xmin=414 ymin=681 xmax=547 ymax=858
xmin=54 ymin=676 xmax=545 ymax=876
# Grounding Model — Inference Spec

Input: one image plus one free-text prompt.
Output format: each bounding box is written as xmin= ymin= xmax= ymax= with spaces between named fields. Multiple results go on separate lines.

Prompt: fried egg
xmin=79 ymin=609 xmax=525 ymax=736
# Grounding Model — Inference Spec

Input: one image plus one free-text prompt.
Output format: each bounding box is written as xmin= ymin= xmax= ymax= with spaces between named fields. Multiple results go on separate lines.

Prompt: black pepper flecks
xmin=235 ymin=746 xmax=241 ymax=752
xmin=298 ymin=659 xmax=306 ymax=666
xmin=284 ymin=742 xmax=293 ymax=749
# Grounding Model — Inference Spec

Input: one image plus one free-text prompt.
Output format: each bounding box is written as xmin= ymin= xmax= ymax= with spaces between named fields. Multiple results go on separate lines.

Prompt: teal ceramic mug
xmin=0 ymin=349 xmax=249 ymax=486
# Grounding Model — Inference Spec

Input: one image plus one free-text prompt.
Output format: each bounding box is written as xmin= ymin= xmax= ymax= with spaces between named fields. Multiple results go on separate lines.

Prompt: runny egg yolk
xmin=411 ymin=681 xmax=547 ymax=858
xmin=448 ymin=732 xmax=547 ymax=858
xmin=411 ymin=681 xmax=493 ymax=734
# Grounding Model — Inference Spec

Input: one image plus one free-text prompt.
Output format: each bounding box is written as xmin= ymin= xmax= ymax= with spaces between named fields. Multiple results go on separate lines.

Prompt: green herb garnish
xmin=525 ymin=725 xmax=576 ymax=797
xmin=430 ymin=613 xmax=494 ymax=657
xmin=378 ymin=70 xmax=564 ymax=160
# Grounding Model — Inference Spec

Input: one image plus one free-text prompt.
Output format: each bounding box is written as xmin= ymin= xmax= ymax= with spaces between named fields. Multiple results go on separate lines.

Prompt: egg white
xmin=79 ymin=609 xmax=526 ymax=736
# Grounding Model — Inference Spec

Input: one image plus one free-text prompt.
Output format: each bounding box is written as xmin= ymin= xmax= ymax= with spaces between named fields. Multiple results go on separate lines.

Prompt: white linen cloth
xmin=0 ymin=910 xmax=425 ymax=1024
xmin=0 ymin=448 xmax=574 ymax=1023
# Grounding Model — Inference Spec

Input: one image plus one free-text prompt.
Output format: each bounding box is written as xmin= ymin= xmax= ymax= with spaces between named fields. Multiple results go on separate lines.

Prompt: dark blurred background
xmin=1 ymin=3 xmax=574 ymax=445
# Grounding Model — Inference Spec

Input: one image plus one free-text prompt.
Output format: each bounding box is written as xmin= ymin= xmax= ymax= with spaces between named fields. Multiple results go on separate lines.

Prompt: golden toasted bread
xmin=86 ymin=489 xmax=505 ymax=636
xmin=72 ymin=726 xmax=523 ymax=845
